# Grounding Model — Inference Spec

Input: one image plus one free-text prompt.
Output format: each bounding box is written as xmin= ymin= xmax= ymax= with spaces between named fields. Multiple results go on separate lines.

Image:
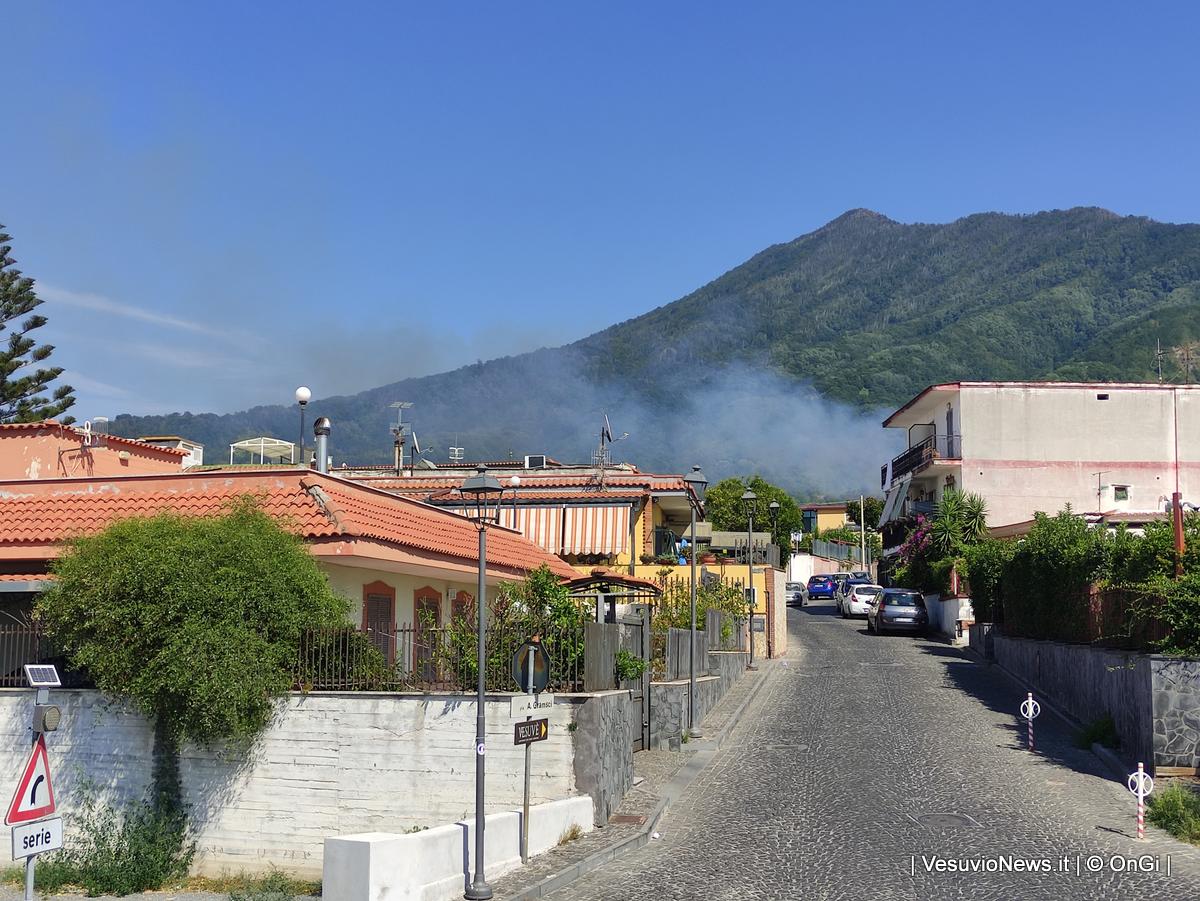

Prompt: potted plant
xmin=699 ymin=548 xmax=717 ymax=564
xmin=639 ymin=553 xmax=655 ymax=565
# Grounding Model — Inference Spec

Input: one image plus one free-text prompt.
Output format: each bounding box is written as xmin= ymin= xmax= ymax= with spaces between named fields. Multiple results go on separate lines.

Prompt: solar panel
xmin=23 ymin=665 xmax=60 ymax=688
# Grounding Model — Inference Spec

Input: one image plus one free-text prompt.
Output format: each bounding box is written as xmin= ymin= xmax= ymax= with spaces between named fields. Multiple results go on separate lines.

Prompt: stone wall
xmin=570 ymin=689 xmax=633 ymax=825
xmin=648 ymin=650 xmax=749 ymax=750
xmin=989 ymin=635 xmax=1200 ymax=771
xmin=0 ymin=688 xmax=621 ymax=876
xmin=1149 ymin=657 xmax=1200 ymax=770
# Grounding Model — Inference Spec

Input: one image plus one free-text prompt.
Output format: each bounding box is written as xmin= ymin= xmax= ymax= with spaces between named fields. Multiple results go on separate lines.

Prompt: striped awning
xmin=497 ymin=506 xmax=564 ymax=555
xmin=560 ymin=505 xmax=632 ymax=556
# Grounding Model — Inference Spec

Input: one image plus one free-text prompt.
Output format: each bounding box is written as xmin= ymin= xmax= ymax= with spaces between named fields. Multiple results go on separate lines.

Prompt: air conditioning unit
xmin=524 ymin=455 xmax=547 ymax=469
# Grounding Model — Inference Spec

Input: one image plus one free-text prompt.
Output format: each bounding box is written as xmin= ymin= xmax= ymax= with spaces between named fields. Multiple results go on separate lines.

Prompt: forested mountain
xmin=114 ymin=207 xmax=1200 ymax=493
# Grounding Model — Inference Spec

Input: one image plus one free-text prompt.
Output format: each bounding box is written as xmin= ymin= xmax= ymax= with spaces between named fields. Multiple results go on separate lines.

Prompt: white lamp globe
xmin=295 ymin=386 xmax=312 ymax=405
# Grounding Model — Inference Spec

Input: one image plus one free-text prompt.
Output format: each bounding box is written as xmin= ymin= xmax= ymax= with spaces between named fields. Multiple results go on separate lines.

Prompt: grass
xmin=0 ymin=867 xmax=321 ymax=897
xmin=1075 ymin=715 xmax=1120 ymax=750
xmin=1147 ymin=782 xmax=1200 ymax=844
xmin=557 ymin=823 xmax=584 ymax=846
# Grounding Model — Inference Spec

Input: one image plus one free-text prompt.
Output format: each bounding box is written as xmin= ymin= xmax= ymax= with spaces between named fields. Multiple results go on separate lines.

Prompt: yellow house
xmin=802 ymin=502 xmax=849 ymax=533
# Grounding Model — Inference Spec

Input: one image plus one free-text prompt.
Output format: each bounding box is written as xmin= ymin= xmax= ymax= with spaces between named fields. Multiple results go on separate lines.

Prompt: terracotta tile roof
xmin=0 ymin=573 xmax=54 ymax=582
xmin=0 ymin=420 xmax=188 ymax=456
xmin=0 ymin=469 xmax=575 ymax=579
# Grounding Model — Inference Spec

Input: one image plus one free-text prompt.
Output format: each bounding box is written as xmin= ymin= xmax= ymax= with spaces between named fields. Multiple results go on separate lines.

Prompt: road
xmin=548 ymin=599 xmax=1200 ymax=900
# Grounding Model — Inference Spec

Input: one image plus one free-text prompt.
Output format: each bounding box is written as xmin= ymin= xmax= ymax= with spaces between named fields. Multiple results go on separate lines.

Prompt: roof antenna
xmin=389 ymin=402 xmax=413 ymax=476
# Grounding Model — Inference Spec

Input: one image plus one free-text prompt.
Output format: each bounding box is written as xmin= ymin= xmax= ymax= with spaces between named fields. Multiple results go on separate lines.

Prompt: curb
xmin=962 ymin=647 xmax=1133 ymax=781
xmin=505 ymin=662 xmax=775 ymax=899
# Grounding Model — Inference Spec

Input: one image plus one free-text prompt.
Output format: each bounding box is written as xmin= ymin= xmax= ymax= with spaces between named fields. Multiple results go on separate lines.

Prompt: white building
xmin=878 ymin=382 xmax=1200 ymax=553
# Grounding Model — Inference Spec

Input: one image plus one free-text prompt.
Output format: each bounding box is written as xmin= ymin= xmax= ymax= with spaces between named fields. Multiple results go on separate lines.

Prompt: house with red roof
xmin=0 ymin=420 xmax=189 ymax=480
xmin=0 ymin=468 xmax=576 ymax=649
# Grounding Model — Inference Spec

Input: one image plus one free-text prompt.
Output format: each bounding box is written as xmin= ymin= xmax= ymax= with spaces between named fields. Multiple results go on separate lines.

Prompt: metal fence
xmin=295 ymin=619 xmax=586 ymax=694
xmin=0 ymin=625 xmax=87 ymax=688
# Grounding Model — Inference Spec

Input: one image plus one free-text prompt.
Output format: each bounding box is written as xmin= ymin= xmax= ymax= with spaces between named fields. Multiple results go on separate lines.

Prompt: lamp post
xmin=295 ymin=386 xmax=311 ymax=466
xmin=683 ymin=465 xmax=708 ymax=736
xmin=459 ymin=466 xmax=506 ymax=901
xmin=741 ymin=487 xmax=757 ymax=669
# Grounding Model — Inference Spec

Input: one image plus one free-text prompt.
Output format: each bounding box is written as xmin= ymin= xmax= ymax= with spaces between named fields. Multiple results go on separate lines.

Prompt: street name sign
xmin=6 ymin=736 xmax=55 ymax=826
xmin=510 ymin=694 xmax=553 ymax=718
xmin=514 ymin=718 xmax=549 ymax=746
xmin=11 ymin=817 xmax=62 ymax=861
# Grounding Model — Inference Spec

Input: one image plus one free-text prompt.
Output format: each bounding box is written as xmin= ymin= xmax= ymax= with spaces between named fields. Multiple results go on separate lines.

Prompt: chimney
xmin=314 ymin=417 xmax=331 ymax=474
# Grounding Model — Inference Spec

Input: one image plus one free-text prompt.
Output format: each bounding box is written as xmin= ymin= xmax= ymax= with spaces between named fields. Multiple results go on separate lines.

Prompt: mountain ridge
xmin=112 ymin=207 xmax=1200 ymax=493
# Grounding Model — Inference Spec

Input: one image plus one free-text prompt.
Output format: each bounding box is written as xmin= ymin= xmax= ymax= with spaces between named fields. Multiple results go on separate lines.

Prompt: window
xmin=802 ymin=510 xmax=817 ymax=533
xmin=1097 ymin=393 xmax=1110 ymax=400
xmin=1113 ymin=485 xmax=1130 ymax=502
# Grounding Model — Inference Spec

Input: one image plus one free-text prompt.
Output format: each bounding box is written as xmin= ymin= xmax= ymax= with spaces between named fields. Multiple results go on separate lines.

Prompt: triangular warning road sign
xmin=6 ymin=735 xmax=55 ymax=825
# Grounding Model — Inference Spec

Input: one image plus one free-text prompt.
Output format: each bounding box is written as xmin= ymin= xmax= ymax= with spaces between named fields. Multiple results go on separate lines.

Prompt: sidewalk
xmin=491 ymin=663 xmax=772 ymax=899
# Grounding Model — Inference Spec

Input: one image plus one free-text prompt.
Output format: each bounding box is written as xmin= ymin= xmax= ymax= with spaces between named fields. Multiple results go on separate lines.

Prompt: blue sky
xmin=4 ymin=1 xmax=1199 ymax=417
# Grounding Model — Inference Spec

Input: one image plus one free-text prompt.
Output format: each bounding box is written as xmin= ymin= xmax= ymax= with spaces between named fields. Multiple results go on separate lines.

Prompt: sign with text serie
xmin=514 ymin=718 xmax=549 ymax=746
xmin=12 ymin=816 xmax=62 ymax=861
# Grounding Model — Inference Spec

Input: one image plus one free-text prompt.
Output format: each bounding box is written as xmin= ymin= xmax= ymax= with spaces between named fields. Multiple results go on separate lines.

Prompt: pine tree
xmin=0 ymin=225 xmax=75 ymax=423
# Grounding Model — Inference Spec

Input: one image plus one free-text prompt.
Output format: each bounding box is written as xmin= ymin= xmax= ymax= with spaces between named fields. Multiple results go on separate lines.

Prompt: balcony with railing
xmin=881 ymin=434 xmax=962 ymax=487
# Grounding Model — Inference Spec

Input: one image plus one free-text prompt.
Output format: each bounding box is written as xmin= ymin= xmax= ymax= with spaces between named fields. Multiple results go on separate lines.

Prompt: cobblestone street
xmin=548 ymin=601 xmax=1200 ymax=901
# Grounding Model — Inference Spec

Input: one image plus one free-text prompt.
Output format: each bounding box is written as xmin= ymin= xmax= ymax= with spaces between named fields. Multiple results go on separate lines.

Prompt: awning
xmin=497 ymin=506 xmax=564 ymax=555
xmin=879 ymin=475 xmax=913 ymax=526
xmin=560 ymin=505 xmax=632 ymax=556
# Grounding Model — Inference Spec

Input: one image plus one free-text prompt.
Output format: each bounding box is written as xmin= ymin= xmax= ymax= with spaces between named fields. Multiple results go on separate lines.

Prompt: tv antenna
xmin=1155 ymin=338 xmax=1165 ymax=383
xmin=389 ymin=402 xmax=414 ymax=476
xmin=1092 ymin=470 xmax=1111 ymax=513
xmin=592 ymin=413 xmax=629 ymax=490
xmin=449 ymin=434 xmax=465 ymax=463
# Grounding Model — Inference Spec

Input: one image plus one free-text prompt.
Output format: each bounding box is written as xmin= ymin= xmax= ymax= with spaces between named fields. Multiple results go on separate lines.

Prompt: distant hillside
xmin=114 ymin=207 xmax=1200 ymax=494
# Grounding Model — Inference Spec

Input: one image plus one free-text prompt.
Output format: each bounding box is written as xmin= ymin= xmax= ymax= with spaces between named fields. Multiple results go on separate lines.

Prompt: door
xmin=361 ymin=581 xmax=395 ymax=665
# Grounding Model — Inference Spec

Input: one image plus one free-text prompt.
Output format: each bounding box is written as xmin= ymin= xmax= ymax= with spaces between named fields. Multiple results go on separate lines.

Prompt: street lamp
xmin=459 ymin=465 xmax=506 ymax=901
xmin=295 ymin=386 xmax=311 ymax=466
xmin=741 ymin=487 xmax=757 ymax=670
xmin=683 ymin=465 xmax=708 ymax=736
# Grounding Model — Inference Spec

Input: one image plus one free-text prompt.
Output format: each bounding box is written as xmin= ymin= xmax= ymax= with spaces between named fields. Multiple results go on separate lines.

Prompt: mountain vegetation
xmin=113 ymin=208 xmax=1200 ymax=483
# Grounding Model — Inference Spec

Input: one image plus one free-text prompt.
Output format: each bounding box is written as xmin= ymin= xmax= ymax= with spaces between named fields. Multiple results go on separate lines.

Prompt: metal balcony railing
xmin=881 ymin=434 xmax=962 ymax=487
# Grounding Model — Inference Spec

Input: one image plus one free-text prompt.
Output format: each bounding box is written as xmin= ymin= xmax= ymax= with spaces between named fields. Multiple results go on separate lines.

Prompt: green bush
xmin=1147 ymin=782 xmax=1200 ymax=843
xmin=961 ymin=539 xmax=1016 ymax=622
xmin=1001 ymin=509 xmax=1110 ymax=641
xmin=1143 ymin=573 xmax=1200 ymax=657
xmin=229 ymin=871 xmax=306 ymax=901
xmin=38 ymin=497 xmax=350 ymax=744
xmin=35 ymin=789 xmax=194 ymax=896
xmin=614 ymin=648 xmax=647 ymax=683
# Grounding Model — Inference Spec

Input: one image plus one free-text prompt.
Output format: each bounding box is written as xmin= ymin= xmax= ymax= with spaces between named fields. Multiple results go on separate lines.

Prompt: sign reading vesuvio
xmin=513 ymin=718 xmax=549 ymax=746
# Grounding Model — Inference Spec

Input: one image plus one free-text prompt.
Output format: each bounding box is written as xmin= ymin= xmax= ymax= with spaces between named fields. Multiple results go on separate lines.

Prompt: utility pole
xmin=859 ymin=495 xmax=867 ymax=570
xmin=1156 ymin=338 xmax=1165 ymax=383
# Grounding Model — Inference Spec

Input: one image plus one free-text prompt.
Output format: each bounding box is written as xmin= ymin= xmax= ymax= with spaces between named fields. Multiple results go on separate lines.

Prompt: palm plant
xmin=929 ymin=489 xmax=989 ymax=554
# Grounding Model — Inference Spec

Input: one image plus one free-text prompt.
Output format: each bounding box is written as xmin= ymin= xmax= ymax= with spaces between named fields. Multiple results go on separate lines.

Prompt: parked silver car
xmin=785 ymin=581 xmax=807 ymax=606
xmin=866 ymin=589 xmax=929 ymax=635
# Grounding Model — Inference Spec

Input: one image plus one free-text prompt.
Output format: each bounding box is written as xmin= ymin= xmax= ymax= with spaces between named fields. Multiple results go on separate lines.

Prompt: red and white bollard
xmin=1019 ymin=692 xmax=1040 ymax=753
xmin=1127 ymin=762 xmax=1154 ymax=840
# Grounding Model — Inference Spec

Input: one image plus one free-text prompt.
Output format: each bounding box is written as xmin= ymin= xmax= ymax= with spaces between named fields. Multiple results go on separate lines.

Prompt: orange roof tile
xmin=0 ymin=469 xmax=575 ymax=580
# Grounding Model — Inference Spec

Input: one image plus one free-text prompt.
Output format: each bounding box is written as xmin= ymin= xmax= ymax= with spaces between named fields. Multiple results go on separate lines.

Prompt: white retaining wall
xmin=0 ymin=690 xmax=580 ymax=878
xmin=324 ymin=795 xmax=594 ymax=901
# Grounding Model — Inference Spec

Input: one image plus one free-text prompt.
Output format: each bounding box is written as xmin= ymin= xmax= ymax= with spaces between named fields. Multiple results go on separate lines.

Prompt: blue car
xmin=807 ymin=575 xmax=836 ymax=599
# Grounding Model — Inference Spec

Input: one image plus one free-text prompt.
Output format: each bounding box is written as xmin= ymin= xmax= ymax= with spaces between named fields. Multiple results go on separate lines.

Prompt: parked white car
xmin=840 ymin=583 xmax=883 ymax=618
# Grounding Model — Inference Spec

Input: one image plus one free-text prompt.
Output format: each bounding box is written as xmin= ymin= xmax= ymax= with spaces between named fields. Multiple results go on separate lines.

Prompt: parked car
xmin=785 ymin=581 xmax=807 ymax=606
xmin=866 ymin=589 xmax=929 ymax=635
xmin=835 ymin=577 xmax=871 ymax=614
xmin=840 ymin=583 xmax=883 ymax=618
xmin=806 ymin=575 xmax=836 ymax=600
xmin=830 ymin=572 xmax=853 ymax=594
xmin=851 ymin=570 xmax=871 ymax=580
